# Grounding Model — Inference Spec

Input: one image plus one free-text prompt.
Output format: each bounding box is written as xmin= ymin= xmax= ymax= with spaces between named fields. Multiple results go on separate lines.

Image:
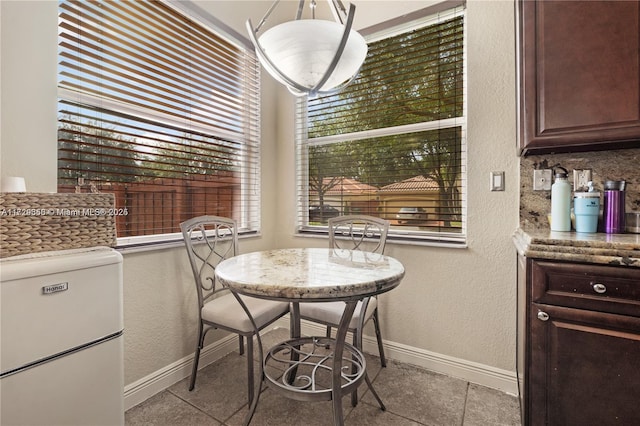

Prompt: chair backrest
xmin=328 ymin=215 xmax=389 ymax=254
xmin=180 ymin=215 xmax=238 ymax=309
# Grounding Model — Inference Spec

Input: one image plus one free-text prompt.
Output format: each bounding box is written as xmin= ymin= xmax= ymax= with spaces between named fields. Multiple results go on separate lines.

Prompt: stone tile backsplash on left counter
xmin=520 ymin=148 xmax=640 ymax=230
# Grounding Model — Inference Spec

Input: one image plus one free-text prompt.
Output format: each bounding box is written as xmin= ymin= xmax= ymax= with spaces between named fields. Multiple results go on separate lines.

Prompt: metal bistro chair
xmin=298 ymin=215 xmax=390 ymax=405
xmin=180 ymin=216 xmax=289 ymax=404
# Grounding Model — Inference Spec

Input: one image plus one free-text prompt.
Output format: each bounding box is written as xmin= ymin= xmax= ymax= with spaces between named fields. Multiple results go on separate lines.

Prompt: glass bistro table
xmin=215 ymin=247 xmax=405 ymax=426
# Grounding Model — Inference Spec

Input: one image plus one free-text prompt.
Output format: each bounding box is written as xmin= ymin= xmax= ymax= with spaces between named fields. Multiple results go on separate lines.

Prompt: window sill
xmin=293 ymin=231 xmax=467 ymax=249
xmin=116 ymin=231 xmax=261 ymax=255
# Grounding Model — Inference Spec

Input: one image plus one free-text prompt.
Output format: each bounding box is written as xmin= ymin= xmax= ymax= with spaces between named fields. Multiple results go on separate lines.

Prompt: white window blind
xmin=58 ymin=0 xmax=260 ymax=246
xmin=296 ymin=4 xmax=466 ymax=245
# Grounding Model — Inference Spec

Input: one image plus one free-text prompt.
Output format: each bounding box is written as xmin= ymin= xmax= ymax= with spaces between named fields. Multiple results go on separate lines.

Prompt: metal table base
xmin=236 ymin=300 xmax=386 ymax=425
xmin=264 ymin=336 xmax=366 ymax=401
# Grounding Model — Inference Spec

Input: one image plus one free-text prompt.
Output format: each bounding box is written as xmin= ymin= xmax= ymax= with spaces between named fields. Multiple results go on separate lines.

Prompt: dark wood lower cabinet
xmin=518 ymin=257 xmax=640 ymax=425
xmin=530 ymin=304 xmax=640 ymax=425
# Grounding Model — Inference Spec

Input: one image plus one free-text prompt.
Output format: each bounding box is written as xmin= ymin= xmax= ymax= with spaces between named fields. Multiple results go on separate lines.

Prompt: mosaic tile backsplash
xmin=520 ymin=148 xmax=640 ymax=230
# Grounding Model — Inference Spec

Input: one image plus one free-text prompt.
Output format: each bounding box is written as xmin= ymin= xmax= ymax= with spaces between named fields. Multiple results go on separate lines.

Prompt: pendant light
xmin=247 ymin=0 xmax=368 ymax=97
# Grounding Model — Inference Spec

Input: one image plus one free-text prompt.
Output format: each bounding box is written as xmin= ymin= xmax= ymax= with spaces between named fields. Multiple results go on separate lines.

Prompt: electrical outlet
xmin=573 ymin=169 xmax=592 ymax=191
xmin=533 ymin=169 xmax=552 ymax=191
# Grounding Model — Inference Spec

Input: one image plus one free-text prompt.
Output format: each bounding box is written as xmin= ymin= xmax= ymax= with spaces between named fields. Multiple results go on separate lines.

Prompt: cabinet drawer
xmin=531 ymin=260 xmax=640 ymax=317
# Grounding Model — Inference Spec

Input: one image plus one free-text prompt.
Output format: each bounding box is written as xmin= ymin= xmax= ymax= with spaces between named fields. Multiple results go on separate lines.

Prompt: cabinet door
xmin=518 ymin=0 xmax=640 ymax=154
xmin=529 ymin=303 xmax=640 ymax=426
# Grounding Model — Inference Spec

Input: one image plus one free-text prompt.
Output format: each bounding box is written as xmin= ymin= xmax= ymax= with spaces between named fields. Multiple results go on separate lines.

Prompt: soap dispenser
xmin=551 ymin=167 xmax=571 ymax=231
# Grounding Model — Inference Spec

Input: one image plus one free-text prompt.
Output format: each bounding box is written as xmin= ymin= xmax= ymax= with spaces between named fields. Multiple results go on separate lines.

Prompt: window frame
xmin=295 ymin=4 xmax=467 ymax=247
xmin=56 ymin=0 xmax=262 ymax=249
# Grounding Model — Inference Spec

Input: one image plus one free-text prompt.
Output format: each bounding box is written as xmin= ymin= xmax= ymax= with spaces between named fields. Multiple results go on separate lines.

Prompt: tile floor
xmin=126 ymin=328 xmax=521 ymax=426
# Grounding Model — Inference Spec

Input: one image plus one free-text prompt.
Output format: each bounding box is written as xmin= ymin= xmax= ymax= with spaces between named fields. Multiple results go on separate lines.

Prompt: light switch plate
xmin=533 ymin=169 xmax=552 ymax=191
xmin=491 ymin=171 xmax=505 ymax=191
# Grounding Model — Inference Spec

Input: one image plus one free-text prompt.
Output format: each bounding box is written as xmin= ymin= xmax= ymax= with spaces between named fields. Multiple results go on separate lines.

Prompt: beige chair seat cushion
xmin=202 ymin=293 xmax=289 ymax=333
xmin=298 ymin=298 xmax=377 ymax=330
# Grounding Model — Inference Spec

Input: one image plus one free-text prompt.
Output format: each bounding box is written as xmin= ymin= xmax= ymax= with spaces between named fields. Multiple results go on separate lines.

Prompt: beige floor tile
xmin=226 ymin=387 xmax=356 ymax=426
xmin=462 ymin=383 xmax=521 ymax=426
xmin=361 ymin=360 xmax=468 ymax=425
xmin=125 ymin=390 xmax=221 ymax=425
xmin=126 ymin=329 xmax=522 ymax=425
xmin=168 ymin=353 xmax=255 ymax=422
xmin=345 ymin=401 xmax=423 ymax=425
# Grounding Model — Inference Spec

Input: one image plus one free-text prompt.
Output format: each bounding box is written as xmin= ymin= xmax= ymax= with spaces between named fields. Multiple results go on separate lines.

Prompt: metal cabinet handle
xmin=592 ymin=283 xmax=607 ymax=294
xmin=537 ymin=311 xmax=549 ymax=321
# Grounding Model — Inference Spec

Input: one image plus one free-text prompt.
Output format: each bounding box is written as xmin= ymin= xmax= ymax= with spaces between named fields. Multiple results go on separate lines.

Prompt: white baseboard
xmin=379 ymin=338 xmax=518 ymax=396
xmin=283 ymin=318 xmax=518 ymax=396
xmin=124 ymin=333 xmax=239 ymax=410
xmin=124 ymin=318 xmax=518 ymax=410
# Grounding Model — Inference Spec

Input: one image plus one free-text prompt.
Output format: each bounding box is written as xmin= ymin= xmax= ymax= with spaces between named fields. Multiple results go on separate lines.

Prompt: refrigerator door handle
xmin=0 ymin=329 xmax=123 ymax=379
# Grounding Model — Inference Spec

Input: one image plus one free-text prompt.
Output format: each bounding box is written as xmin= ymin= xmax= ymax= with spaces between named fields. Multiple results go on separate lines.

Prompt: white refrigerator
xmin=1 ymin=246 xmax=124 ymax=425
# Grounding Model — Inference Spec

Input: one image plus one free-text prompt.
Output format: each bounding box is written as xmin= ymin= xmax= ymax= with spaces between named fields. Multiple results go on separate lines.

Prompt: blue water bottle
xmin=574 ymin=182 xmax=600 ymax=233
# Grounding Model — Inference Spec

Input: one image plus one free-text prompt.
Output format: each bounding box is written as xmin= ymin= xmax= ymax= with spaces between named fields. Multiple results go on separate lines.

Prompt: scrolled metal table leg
xmin=332 ymin=300 xmax=358 ymax=426
xmin=365 ymin=373 xmax=386 ymax=410
xmin=286 ymin=302 xmax=301 ymax=384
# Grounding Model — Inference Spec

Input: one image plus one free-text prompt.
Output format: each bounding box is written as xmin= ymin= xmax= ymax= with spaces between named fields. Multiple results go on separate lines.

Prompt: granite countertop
xmin=216 ymin=248 xmax=405 ymax=301
xmin=513 ymin=228 xmax=640 ymax=267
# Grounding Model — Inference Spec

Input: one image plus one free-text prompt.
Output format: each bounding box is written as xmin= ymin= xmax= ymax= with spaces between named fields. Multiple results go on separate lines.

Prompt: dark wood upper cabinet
xmin=517 ymin=0 xmax=640 ymax=155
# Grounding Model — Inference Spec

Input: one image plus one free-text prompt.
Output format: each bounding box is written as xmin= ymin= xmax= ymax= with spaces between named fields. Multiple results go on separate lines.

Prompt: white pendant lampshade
xmin=247 ymin=1 xmax=367 ymax=97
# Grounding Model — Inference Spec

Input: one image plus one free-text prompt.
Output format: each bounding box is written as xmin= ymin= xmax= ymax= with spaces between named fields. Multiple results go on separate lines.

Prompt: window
xmin=58 ymin=0 xmax=260 ymax=246
xmin=295 ymin=4 xmax=466 ymax=245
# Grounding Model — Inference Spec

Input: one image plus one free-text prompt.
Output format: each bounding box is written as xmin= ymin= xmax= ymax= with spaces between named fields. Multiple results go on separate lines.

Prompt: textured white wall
xmin=0 ymin=1 xmax=57 ymax=193
xmin=0 ymin=0 xmax=519 ymax=387
xmin=0 ymin=0 xmax=281 ymax=386
xmin=273 ymin=0 xmax=520 ymax=371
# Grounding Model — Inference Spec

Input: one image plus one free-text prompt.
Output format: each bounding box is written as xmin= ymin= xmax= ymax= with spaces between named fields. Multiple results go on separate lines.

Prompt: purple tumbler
xmin=603 ymin=180 xmax=626 ymax=234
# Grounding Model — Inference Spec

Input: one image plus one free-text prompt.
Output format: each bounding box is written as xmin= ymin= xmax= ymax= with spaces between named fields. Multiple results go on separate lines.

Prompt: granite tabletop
xmin=215 ymin=248 xmax=405 ymax=301
xmin=513 ymin=228 xmax=640 ymax=267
